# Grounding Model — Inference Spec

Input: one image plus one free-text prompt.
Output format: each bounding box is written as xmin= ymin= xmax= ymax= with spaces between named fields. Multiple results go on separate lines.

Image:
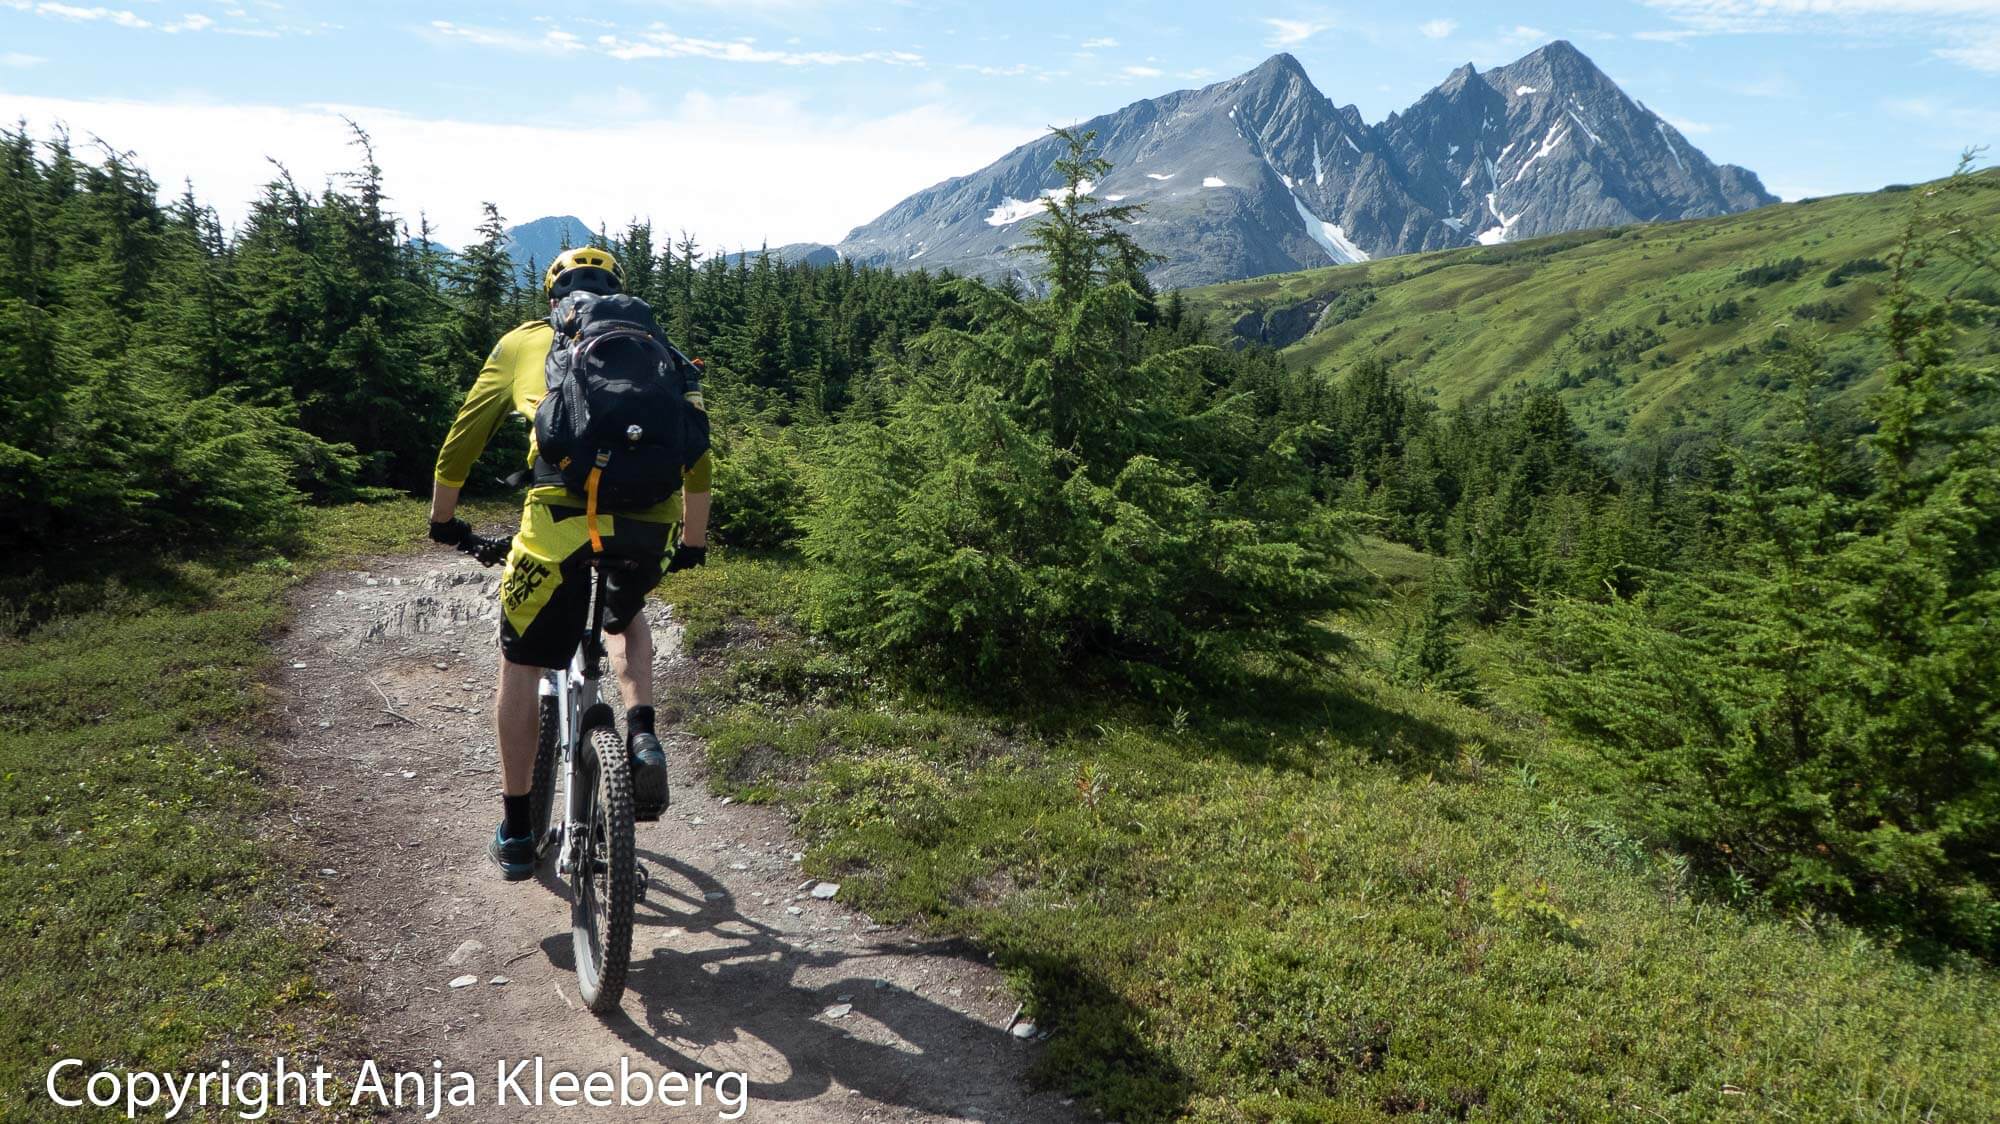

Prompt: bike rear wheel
xmin=570 ymin=722 xmax=635 ymax=1012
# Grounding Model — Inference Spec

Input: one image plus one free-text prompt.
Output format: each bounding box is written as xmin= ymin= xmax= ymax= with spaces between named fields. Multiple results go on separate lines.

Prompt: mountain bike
xmin=459 ymin=530 xmax=643 ymax=1013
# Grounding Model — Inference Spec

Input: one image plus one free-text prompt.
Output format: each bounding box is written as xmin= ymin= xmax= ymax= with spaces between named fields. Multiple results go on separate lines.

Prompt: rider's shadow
xmin=537 ymin=853 xmax=1061 ymax=1118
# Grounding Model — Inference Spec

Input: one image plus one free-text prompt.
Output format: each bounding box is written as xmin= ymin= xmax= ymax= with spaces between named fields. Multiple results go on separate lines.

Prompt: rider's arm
xmin=678 ymin=379 xmax=711 ymax=548
xmin=680 ymin=483 xmax=709 ymax=548
xmin=428 ymin=480 xmax=462 ymax=525
xmin=432 ymin=334 xmax=518 ymax=495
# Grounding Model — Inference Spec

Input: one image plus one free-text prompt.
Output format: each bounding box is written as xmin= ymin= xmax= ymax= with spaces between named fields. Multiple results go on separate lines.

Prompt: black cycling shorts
xmin=497 ymin=503 xmax=673 ymax=669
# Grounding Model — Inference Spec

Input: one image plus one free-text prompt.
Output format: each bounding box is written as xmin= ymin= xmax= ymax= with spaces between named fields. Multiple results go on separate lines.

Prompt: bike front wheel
xmin=570 ymin=722 xmax=635 ymax=1013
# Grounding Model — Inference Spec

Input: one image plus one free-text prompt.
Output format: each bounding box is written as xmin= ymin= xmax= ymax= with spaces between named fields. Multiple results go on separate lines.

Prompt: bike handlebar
xmin=457 ymin=531 xmax=512 ymax=568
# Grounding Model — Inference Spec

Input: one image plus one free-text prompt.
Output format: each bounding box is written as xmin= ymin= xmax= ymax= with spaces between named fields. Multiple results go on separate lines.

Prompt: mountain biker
xmin=426 ymin=246 xmax=710 ymax=880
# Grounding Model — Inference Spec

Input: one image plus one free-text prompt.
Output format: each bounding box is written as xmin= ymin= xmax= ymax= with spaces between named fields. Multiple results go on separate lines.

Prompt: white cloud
xmin=0 ymin=92 xmax=1041 ymax=251
xmin=1640 ymin=0 xmax=2000 ymax=72
xmin=2 ymin=52 xmax=48 ymax=67
xmin=1419 ymin=18 xmax=1458 ymax=38
xmin=1264 ymin=17 xmax=1336 ymax=46
xmin=1644 ymin=0 xmax=2000 ymax=25
xmin=1632 ymin=28 xmax=1701 ymax=43
xmin=1080 ymin=36 xmax=1119 ymax=49
xmin=1727 ymin=73 xmax=1798 ymax=97
xmin=1935 ymin=30 xmax=2000 ymax=71
xmin=29 ymin=3 xmax=150 ymax=28
xmin=1500 ymin=24 xmax=1549 ymax=45
xmin=1123 ymin=65 xmax=1163 ymax=78
xmin=1664 ymin=114 xmax=1714 ymax=134
xmin=425 ymin=18 xmax=923 ymax=67
xmin=597 ymin=26 xmax=924 ymax=66
xmin=1883 ymin=92 xmax=2000 ymax=134
xmin=960 ymin=62 xmax=1033 ymax=76
xmin=429 ymin=20 xmax=585 ymax=54
xmin=5 ymin=0 xmax=278 ymax=35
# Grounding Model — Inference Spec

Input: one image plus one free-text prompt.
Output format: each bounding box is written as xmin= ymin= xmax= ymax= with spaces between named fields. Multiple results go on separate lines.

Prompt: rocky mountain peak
xmin=747 ymin=41 xmax=1776 ymax=289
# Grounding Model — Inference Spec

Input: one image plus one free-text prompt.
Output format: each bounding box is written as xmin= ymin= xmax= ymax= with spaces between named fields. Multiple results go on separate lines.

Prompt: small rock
xmin=446 ymin=940 xmax=485 ymax=966
xmin=873 ymin=980 xmax=887 ymax=989
xmin=1011 ymin=1022 xmax=1036 ymax=1039
xmin=836 ymin=993 xmax=853 ymax=1002
xmin=317 ymin=720 xmax=332 ymax=729
xmin=704 ymin=891 xmax=726 ymax=901
xmin=787 ymin=906 xmax=803 ymax=916
xmin=292 ymin=661 xmax=308 ymax=669
xmin=811 ymin=881 xmax=840 ymax=899
xmin=401 ymin=770 xmax=417 ymax=779
xmin=797 ymin=879 xmax=817 ymax=891
xmin=718 ymin=797 xmax=734 ymax=806
xmin=434 ymin=662 xmax=448 ymax=670
xmin=489 ymin=976 xmax=510 ymax=986
xmin=318 ymin=868 xmax=338 ymax=877
xmin=449 ymin=974 xmax=479 ymax=989
xmin=689 ymin=816 xmax=705 ymax=826
xmin=790 ymin=852 xmax=805 ymax=864
xmin=729 ymin=862 xmax=748 ymax=871
xmin=365 ymin=578 xmax=379 ymax=586
xmin=823 ymin=1003 xmax=852 ymax=1019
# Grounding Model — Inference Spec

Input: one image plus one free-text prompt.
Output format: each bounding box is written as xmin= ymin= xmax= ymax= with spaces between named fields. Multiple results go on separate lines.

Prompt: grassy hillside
xmin=661 ymin=548 xmax=2000 ymax=1122
xmin=0 ymin=501 xmax=512 ymax=1120
xmin=1185 ymin=171 xmax=2000 ymax=445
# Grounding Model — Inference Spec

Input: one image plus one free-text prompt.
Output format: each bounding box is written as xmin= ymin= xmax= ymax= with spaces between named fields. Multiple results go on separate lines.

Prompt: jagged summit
xmin=752 ymin=41 xmax=1775 ymax=288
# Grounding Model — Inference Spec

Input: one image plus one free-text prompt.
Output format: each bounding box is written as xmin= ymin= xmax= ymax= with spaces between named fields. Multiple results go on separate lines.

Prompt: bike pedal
xmin=632 ymin=864 xmax=650 ymax=902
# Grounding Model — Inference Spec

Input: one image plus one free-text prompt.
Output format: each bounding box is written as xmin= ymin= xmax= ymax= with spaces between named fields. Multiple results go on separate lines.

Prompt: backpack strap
xmin=585 ymin=450 xmax=611 ymax=554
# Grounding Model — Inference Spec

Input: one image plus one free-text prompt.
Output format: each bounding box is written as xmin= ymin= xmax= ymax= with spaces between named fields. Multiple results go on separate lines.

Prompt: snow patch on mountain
xmin=1203 ymin=176 xmax=1228 ymax=187
xmin=985 ymin=198 xmax=1043 ymax=226
xmin=1512 ymin=123 xmax=1567 ymax=184
xmin=1655 ymin=120 xmax=1686 ymax=173
xmin=1564 ymin=108 xmax=1602 ymax=146
xmin=1478 ymin=191 xmax=1522 ymax=244
xmin=1292 ymin=194 xmax=1370 ymax=264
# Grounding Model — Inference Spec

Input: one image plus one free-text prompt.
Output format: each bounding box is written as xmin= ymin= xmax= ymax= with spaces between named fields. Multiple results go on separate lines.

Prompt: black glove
xmin=428 ymin=517 xmax=470 ymax=546
xmin=665 ymin=543 xmax=707 ymax=573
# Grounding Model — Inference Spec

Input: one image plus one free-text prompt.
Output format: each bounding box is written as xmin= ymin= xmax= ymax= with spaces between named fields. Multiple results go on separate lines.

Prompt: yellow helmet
xmin=543 ymin=246 xmax=623 ymax=299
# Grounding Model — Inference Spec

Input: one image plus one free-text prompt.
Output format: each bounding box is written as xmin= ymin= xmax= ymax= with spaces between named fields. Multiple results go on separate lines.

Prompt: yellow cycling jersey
xmin=433 ymin=319 xmax=712 ymax=522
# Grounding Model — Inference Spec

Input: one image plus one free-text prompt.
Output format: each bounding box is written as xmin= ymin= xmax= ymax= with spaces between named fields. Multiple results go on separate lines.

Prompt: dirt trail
xmin=270 ymin=551 xmax=1077 ymax=1123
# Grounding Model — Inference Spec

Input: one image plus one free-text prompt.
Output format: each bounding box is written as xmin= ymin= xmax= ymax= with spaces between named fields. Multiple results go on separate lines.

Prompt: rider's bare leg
xmin=495 ymin=658 xmax=542 ymax=797
xmin=607 ymin=609 xmax=654 ymax=710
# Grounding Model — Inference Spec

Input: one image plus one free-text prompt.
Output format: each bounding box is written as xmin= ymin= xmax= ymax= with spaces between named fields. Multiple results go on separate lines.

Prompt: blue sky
xmin=2 ymin=0 xmax=1995 ymax=250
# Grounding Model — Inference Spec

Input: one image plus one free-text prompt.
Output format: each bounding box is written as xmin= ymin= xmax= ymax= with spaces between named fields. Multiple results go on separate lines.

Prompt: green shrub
xmin=1387 ymin=585 xmax=1480 ymax=702
xmin=1526 ymin=170 xmax=2000 ymax=953
xmin=1735 ymin=257 xmax=1810 ymax=286
xmin=711 ymin=427 xmax=809 ymax=550
xmin=805 ymin=129 xmax=1368 ymax=692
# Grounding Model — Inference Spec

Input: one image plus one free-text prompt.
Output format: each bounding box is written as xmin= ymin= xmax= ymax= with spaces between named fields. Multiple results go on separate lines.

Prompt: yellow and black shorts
xmin=497 ymin=502 xmax=675 ymax=668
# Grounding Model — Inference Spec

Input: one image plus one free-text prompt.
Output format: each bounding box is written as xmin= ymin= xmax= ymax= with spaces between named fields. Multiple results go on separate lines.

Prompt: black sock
xmin=627 ymin=705 xmax=656 ymax=741
xmin=502 ymin=794 xmax=532 ymax=840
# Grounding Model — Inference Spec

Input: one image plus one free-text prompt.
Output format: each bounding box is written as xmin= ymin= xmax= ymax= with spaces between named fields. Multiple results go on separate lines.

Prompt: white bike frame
xmin=541 ymin=578 xmax=608 ymax=877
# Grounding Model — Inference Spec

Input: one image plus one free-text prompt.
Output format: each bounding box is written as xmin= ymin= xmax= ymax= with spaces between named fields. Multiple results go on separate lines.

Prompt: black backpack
xmin=532 ymin=292 xmax=709 ymax=513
